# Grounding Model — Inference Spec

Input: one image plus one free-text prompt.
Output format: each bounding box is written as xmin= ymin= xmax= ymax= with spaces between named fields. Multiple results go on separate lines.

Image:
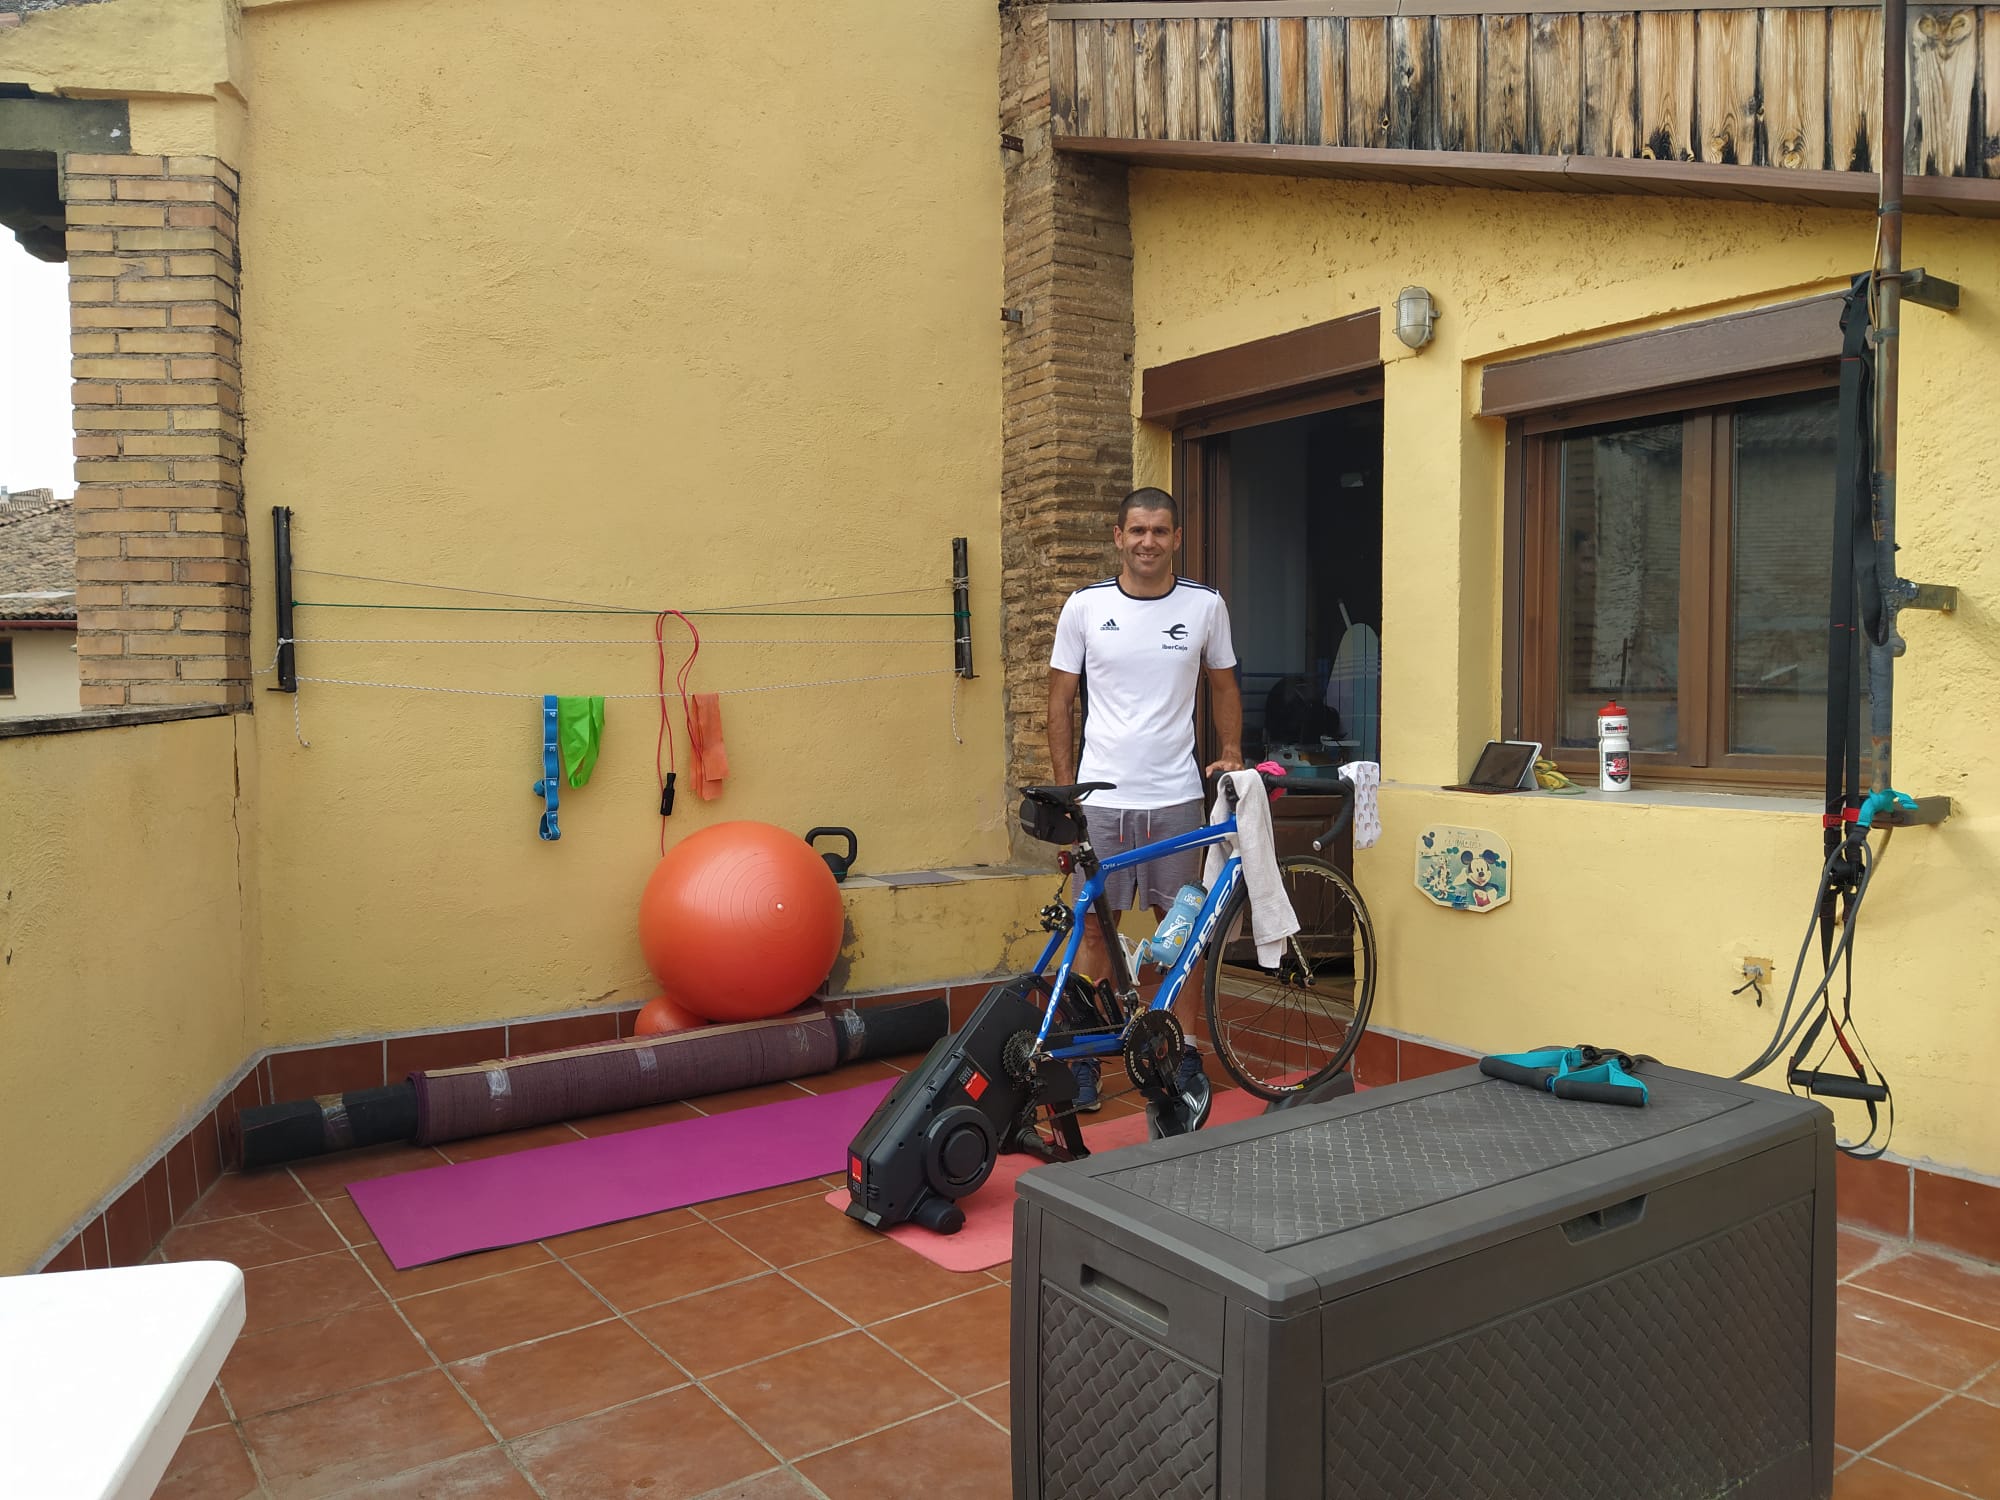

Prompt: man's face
xmin=1114 ymin=506 xmax=1179 ymax=582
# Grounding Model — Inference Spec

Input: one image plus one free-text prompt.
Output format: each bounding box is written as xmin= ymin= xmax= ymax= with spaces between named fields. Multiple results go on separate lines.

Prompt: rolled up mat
xmin=240 ymin=995 xmax=948 ymax=1168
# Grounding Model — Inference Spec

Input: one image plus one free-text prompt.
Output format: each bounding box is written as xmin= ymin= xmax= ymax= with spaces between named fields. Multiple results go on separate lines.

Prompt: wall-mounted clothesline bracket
xmin=952 ymin=536 xmax=974 ymax=680
xmin=271 ymin=506 xmax=298 ymax=693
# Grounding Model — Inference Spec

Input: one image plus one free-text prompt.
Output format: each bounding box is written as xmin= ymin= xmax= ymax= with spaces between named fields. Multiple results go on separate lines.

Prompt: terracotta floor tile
xmin=989 ymin=1262 xmax=1014 ymax=1283
xmin=244 ymin=1369 xmax=491 ymax=1500
xmin=222 ymin=1302 xmax=433 ymax=1418
xmin=797 ymin=1402 xmax=1011 ymax=1500
xmin=869 ymin=1285 xmax=1012 ymax=1396
xmin=541 ymin=1206 xmax=699 ymax=1258
xmin=969 ymin=1385 xmax=1010 ymax=1431
xmin=1842 ymin=1231 xmax=1898 ymax=1282
xmin=1853 ymin=1251 xmax=2000 ymax=1331
xmin=694 ymin=1472 xmax=821 ymax=1499
xmin=183 ymin=1167 xmax=312 ymax=1223
xmin=1835 ymin=1356 xmax=1949 ymax=1451
xmin=507 ymin=1386 xmax=774 ymax=1500
xmin=450 ymin=1319 xmax=685 ymax=1439
xmin=437 ymin=1124 xmax=586 ymax=1163
xmin=190 ymin=1383 xmax=231 ymax=1431
xmin=705 ymin=1330 xmax=950 ymax=1460
xmin=163 ymin=1202 xmax=342 ymax=1270
xmin=289 ymin=1143 xmax=451 ymax=1202
xmin=1871 ymin=1396 xmax=2000 ymax=1499
xmin=241 ymin=1248 xmax=382 ymax=1336
xmin=354 ymin=1238 xmax=552 ymax=1300
xmin=399 ymin=1261 xmax=611 ymax=1363
xmin=320 ymin=1447 xmax=539 ymax=1498
xmin=695 ymin=1178 xmax=835 ymax=1221
xmin=1969 ymin=1365 xmax=2000 ymax=1406
xmin=628 ymin=1271 xmax=850 ymax=1377
xmin=566 ymin=1220 xmax=766 ymax=1313
xmin=568 ymin=1100 xmax=704 ymax=1137
xmin=712 ymin=1195 xmax=878 ymax=1268
xmin=320 ymin=1194 xmax=377 ymax=1247
xmin=1840 ymin=1288 xmax=2000 ymax=1388
xmin=690 ymin=1080 xmax=816 ymax=1115
xmin=793 ymin=1060 xmax=903 ymax=1094
xmin=785 ymin=1239 xmax=994 ymax=1325
xmin=153 ymin=1423 xmax=260 ymax=1500
xmin=1832 ymin=1458 xmax=1971 ymax=1498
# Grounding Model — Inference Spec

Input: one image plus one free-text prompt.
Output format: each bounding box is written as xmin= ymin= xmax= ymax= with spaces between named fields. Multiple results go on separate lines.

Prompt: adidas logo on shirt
xmin=1099 ymin=619 xmax=1119 ymax=631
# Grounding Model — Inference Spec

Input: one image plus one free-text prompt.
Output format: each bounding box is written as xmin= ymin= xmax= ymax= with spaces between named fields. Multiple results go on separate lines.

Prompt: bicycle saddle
xmin=1021 ymin=782 xmax=1116 ymax=806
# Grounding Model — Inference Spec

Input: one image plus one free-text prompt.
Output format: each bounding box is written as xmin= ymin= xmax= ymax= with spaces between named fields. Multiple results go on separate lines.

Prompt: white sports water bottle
xmin=1139 ymin=884 xmax=1208 ymax=966
xmin=1597 ymin=699 xmax=1632 ymax=792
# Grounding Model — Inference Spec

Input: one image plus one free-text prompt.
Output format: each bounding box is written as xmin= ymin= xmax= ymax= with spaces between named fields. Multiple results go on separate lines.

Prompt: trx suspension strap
xmin=1788 ymin=279 xmax=1891 ymax=1153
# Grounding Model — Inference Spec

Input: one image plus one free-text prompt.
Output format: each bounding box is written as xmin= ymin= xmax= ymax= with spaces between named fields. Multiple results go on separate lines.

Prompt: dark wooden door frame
xmin=1147 ymin=312 xmax=1384 ymax=789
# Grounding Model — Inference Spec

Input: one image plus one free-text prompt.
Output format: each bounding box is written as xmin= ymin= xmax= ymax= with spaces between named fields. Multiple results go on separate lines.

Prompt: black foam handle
xmin=1789 ymin=1069 xmax=1890 ymax=1103
xmin=1551 ymin=1076 xmax=1647 ymax=1107
xmin=1479 ymin=1057 xmax=1553 ymax=1090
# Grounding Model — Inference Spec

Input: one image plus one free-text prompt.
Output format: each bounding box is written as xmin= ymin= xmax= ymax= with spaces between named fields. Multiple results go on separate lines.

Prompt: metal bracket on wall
xmin=270 ymin=505 xmax=297 ymax=693
xmin=1884 ymin=795 xmax=1952 ymax=828
xmin=1901 ymin=268 xmax=1960 ymax=313
xmin=1890 ymin=580 xmax=1957 ymax=614
xmin=952 ymin=536 xmax=975 ymax=680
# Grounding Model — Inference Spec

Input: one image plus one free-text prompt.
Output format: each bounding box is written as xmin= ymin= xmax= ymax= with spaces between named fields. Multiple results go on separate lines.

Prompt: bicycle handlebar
xmin=1218 ymin=769 xmax=1355 ymax=852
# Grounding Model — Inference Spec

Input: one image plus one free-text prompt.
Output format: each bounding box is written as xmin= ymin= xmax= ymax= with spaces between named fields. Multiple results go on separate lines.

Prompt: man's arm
xmin=1204 ymin=666 xmax=1244 ymax=776
xmin=1048 ymin=669 xmax=1081 ymax=785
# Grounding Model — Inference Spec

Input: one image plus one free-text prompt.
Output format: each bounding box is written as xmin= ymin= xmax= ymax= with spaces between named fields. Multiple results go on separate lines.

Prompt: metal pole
xmin=272 ymin=505 xmax=297 ymax=693
xmin=1867 ymin=0 xmax=1907 ymax=794
xmin=952 ymin=536 xmax=975 ymax=679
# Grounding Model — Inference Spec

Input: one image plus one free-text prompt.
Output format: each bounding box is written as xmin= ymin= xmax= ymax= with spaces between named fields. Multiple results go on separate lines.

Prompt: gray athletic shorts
xmin=1081 ymin=798 xmax=1207 ymax=914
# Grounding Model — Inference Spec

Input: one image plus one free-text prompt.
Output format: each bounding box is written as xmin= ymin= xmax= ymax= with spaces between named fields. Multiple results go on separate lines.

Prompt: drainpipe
xmin=1868 ymin=0 xmax=1907 ymax=795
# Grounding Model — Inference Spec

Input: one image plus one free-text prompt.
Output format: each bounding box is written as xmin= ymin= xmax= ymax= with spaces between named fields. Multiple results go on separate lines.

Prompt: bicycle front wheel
xmin=1202 ymin=854 xmax=1375 ymax=1100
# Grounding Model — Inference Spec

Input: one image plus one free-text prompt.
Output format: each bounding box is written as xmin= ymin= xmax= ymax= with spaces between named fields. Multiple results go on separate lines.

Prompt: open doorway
xmin=1184 ymin=400 xmax=1384 ymax=783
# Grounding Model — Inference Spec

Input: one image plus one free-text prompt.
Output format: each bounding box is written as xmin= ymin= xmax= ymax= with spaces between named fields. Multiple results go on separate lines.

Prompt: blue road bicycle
xmin=1011 ymin=770 xmax=1376 ymax=1145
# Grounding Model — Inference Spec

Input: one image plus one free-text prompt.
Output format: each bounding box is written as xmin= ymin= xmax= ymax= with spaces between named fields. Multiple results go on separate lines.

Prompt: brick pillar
xmin=999 ymin=3 xmax=1135 ymax=820
xmin=61 ymin=153 xmax=248 ymax=709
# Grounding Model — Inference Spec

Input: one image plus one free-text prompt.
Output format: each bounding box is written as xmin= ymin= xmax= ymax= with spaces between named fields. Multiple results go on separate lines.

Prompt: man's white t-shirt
xmin=1050 ymin=577 xmax=1238 ymax=810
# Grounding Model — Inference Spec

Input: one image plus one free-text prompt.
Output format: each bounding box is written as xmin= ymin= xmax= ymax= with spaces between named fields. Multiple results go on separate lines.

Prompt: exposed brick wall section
xmin=999 ymin=3 xmax=1136 ymax=825
xmin=61 ymin=153 xmax=248 ymax=709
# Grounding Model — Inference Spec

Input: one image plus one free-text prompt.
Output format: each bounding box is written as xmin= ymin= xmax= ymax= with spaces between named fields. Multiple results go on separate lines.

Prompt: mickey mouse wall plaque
xmin=1415 ymin=825 xmax=1512 ymax=912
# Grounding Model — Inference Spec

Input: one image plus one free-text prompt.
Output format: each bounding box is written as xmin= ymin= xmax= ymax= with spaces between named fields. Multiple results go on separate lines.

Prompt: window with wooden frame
xmin=0 ymin=638 xmax=14 ymax=697
xmin=1505 ymin=370 xmax=1849 ymax=788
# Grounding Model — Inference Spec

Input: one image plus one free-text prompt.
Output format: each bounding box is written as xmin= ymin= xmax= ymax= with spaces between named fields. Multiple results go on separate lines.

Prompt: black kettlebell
xmin=805 ymin=827 xmax=857 ymax=883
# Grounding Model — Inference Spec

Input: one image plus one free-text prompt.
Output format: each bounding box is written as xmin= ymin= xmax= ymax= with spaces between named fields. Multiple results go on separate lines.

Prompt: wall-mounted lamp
xmin=1394 ymin=286 xmax=1438 ymax=350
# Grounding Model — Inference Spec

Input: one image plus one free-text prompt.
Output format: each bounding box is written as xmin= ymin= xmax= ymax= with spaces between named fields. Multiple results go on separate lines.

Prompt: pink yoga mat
xmin=822 ymin=1087 xmax=1269 ymax=1274
xmin=352 ymin=1078 xmax=896 ymax=1268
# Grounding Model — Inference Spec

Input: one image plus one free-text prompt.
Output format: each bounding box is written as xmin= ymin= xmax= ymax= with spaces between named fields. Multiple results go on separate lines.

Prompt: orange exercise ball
xmin=633 ymin=994 xmax=707 ymax=1036
xmin=638 ymin=821 xmax=844 ymax=1024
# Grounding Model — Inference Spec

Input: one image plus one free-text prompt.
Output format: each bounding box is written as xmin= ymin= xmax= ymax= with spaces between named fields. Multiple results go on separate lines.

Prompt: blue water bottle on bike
xmin=1139 ymin=884 xmax=1207 ymax=967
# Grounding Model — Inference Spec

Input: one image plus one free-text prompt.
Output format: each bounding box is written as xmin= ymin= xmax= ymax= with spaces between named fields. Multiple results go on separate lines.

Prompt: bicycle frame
xmin=1028 ymin=815 xmax=1245 ymax=1061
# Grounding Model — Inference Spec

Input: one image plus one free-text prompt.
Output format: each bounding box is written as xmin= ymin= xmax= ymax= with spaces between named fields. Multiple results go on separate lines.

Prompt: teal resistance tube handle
xmin=1855 ymin=789 xmax=1918 ymax=830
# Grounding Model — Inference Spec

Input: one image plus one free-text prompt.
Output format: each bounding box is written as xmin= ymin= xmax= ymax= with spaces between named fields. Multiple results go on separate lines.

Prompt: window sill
xmin=1403 ymin=780 xmax=1819 ymax=816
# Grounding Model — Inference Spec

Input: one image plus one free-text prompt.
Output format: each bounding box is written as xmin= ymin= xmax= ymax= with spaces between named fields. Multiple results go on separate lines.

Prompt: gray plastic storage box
xmin=1011 ymin=1063 xmax=1835 ymax=1500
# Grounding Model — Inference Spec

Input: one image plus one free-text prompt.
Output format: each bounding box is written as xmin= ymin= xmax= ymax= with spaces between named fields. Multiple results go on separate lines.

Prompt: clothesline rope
xmin=275 ymin=636 xmax=944 ymax=647
xmin=280 ymin=666 xmax=957 ymax=701
xmin=291 ymin=566 xmax=952 ymax=615
xmin=294 ymin=601 xmax=962 ymax=619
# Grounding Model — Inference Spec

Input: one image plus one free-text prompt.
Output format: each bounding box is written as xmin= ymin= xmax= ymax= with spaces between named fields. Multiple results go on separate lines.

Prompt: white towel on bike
xmin=1202 ymin=770 xmax=1300 ymax=967
xmin=1337 ymin=759 xmax=1381 ymax=849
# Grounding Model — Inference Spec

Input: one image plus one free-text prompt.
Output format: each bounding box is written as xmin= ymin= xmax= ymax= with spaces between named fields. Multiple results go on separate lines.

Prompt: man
xmin=1047 ymin=486 xmax=1244 ymax=1110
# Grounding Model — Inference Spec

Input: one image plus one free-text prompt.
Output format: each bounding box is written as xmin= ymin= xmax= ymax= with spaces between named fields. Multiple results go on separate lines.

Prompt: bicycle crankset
xmin=1122 ymin=1010 xmax=1185 ymax=1099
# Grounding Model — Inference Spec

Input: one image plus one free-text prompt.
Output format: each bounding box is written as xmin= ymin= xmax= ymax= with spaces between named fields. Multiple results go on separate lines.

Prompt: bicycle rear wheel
xmin=1201 ymin=854 xmax=1375 ymax=1100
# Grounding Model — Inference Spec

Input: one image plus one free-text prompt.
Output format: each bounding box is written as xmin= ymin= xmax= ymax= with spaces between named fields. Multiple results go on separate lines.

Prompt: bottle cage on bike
xmin=1019 ymin=781 xmax=1114 ymax=846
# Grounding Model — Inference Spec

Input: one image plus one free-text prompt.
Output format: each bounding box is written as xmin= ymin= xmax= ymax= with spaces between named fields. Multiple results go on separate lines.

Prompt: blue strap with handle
xmin=1480 ymin=1044 xmax=1650 ymax=1106
xmin=533 ymin=694 xmax=561 ymax=841
xmin=1855 ymin=788 xmax=1918 ymax=830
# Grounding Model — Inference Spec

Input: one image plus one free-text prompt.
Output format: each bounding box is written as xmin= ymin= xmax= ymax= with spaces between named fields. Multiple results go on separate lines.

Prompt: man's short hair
xmin=1117 ymin=486 xmax=1179 ymax=529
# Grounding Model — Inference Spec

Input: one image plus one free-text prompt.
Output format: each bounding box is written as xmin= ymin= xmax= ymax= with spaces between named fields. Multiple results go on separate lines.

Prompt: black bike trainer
xmin=845 ymin=976 xmax=1076 ymax=1235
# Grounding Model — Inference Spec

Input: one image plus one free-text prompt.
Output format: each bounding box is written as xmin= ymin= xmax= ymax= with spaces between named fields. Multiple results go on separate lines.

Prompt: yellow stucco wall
xmin=0 ymin=630 xmax=81 ymax=717
xmin=0 ymin=715 xmax=254 ymax=1271
xmin=1129 ymin=171 xmax=2000 ymax=1177
xmin=228 ymin=0 xmax=1015 ymax=1044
